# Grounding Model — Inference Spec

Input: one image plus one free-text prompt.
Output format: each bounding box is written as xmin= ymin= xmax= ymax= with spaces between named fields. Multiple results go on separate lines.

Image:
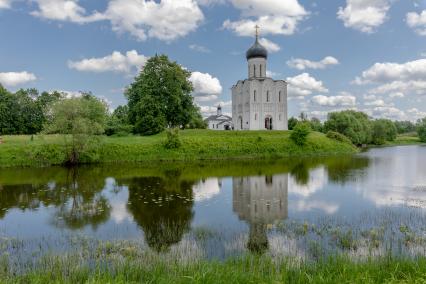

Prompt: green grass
xmin=0 ymin=130 xmax=357 ymax=168
xmin=386 ymin=133 xmax=425 ymax=146
xmin=2 ymin=254 xmax=426 ymax=283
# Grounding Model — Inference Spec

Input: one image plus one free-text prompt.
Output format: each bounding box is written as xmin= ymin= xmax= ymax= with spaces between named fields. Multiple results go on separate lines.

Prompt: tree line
xmin=0 ymin=55 xmax=206 ymax=138
xmin=289 ymin=110 xmax=426 ymax=145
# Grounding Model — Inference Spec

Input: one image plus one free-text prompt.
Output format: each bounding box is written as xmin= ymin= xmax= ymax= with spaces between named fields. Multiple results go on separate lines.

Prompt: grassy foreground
xmin=2 ymin=254 xmax=426 ymax=283
xmin=0 ymin=130 xmax=357 ymax=168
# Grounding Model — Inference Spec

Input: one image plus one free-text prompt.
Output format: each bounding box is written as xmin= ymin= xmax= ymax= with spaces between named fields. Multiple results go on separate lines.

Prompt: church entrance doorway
xmin=265 ymin=117 xmax=273 ymax=130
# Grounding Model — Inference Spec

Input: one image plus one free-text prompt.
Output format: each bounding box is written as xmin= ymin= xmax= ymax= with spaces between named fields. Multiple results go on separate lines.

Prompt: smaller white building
xmin=205 ymin=106 xmax=233 ymax=130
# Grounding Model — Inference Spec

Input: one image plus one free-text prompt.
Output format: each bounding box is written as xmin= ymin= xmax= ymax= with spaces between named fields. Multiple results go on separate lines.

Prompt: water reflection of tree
xmin=325 ymin=157 xmax=370 ymax=183
xmin=52 ymin=167 xmax=111 ymax=230
xmin=0 ymin=167 xmax=111 ymax=230
xmin=123 ymin=173 xmax=194 ymax=252
xmin=290 ymin=162 xmax=310 ymax=185
xmin=287 ymin=156 xmax=370 ymax=186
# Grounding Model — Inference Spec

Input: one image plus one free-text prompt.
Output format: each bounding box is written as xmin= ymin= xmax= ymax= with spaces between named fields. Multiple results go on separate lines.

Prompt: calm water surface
xmin=1 ymin=145 xmax=426 ymax=258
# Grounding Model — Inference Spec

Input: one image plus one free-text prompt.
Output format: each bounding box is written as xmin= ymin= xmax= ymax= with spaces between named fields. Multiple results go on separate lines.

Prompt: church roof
xmin=204 ymin=114 xmax=232 ymax=122
xmin=246 ymin=36 xmax=268 ymax=60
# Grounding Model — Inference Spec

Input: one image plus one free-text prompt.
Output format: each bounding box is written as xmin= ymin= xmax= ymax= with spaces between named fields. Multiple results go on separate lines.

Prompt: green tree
xmin=371 ymin=119 xmax=397 ymax=145
xmin=417 ymin=118 xmax=426 ymax=142
xmin=288 ymin=117 xmax=298 ymax=130
xmin=324 ymin=110 xmax=372 ymax=145
xmin=44 ymin=94 xmax=108 ymax=164
xmin=187 ymin=106 xmax=207 ymax=129
xmin=394 ymin=120 xmax=416 ymax=134
xmin=0 ymin=86 xmax=46 ymax=135
xmin=105 ymin=105 xmax=133 ymax=136
xmin=290 ymin=122 xmax=311 ymax=146
xmin=371 ymin=120 xmax=388 ymax=145
xmin=133 ymin=96 xmax=166 ymax=135
xmin=126 ymin=55 xmax=199 ymax=135
xmin=309 ymin=117 xmax=324 ymax=133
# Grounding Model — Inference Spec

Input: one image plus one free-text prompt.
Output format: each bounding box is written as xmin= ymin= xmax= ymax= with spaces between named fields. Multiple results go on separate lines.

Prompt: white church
xmin=206 ymin=27 xmax=288 ymax=131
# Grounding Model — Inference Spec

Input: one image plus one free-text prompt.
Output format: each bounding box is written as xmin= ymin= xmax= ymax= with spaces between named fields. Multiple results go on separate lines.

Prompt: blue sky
xmin=1 ymin=0 xmax=426 ymax=121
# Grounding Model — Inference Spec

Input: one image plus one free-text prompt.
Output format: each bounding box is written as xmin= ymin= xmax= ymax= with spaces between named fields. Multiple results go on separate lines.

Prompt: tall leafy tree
xmin=0 ymin=86 xmax=45 ymax=135
xmin=126 ymin=55 xmax=198 ymax=135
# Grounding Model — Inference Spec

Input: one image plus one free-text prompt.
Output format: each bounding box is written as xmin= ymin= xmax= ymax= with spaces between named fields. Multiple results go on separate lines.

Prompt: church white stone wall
xmin=232 ymin=174 xmax=288 ymax=224
xmin=231 ymin=31 xmax=288 ymax=131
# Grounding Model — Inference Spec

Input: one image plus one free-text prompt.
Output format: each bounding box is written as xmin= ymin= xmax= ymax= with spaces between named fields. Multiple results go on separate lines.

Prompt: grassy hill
xmin=0 ymin=130 xmax=357 ymax=168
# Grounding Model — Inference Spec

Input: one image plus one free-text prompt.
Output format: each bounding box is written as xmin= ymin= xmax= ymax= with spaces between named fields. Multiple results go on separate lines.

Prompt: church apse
xmin=232 ymin=174 xmax=288 ymax=253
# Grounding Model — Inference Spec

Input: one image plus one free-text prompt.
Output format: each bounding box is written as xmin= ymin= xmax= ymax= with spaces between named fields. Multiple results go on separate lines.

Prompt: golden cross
xmin=255 ymin=25 xmax=260 ymax=38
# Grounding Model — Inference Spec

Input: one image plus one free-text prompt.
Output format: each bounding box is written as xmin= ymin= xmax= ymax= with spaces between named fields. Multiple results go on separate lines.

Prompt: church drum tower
xmin=231 ymin=27 xmax=288 ymax=131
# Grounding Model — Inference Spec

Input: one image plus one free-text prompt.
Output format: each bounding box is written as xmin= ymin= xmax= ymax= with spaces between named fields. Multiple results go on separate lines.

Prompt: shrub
xmin=324 ymin=110 xmax=372 ymax=145
xmin=164 ymin=128 xmax=181 ymax=149
xmin=326 ymin=131 xmax=352 ymax=145
xmin=290 ymin=122 xmax=311 ymax=146
xmin=288 ymin=117 xmax=298 ymax=130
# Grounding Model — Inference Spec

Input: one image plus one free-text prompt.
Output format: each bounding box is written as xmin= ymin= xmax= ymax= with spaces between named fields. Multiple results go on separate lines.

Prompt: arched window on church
xmin=254 ymin=90 xmax=256 ymax=102
xmin=253 ymin=65 xmax=256 ymax=77
xmin=279 ymin=91 xmax=281 ymax=102
xmin=260 ymin=64 xmax=262 ymax=77
xmin=266 ymin=91 xmax=270 ymax=102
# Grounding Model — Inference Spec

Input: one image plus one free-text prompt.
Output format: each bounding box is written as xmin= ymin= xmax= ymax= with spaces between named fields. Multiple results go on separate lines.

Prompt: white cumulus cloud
xmin=337 ymin=0 xmax=391 ymax=33
xmin=103 ymin=0 xmax=204 ymax=41
xmin=364 ymin=99 xmax=386 ymax=107
xmin=68 ymin=50 xmax=148 ymax=74
xmin=0 ymin=71 xmax=37 ymax=87
xmin=407 ymin=108 xmax=426 ymax=120
xmin=287 ymin=56 xmax=339 ymax=70
xmin=29 ymin=0 xmax=204 ymax=42
xmin=189 ymin=44 xmax=211 ymax=53
xmin=407 ymin=10 xmax=426 ymax=36
xmin=190 ymin=71 xmax=223 ymax=102
xmin=258 ymin=38 xmax=280 ymax=53
xmin=355 ymin=59 xmax=426 ymax=84
xmin=311 ymin=94 xmax=356 ymax=107
xmin=30 ymin=0 xmax=105 ymax=23
xmin=355 ymin=59 xmax=426 ymax=99
xmin=371 ymin=106 xmax=405 ymax=120
xmin=0 ymin=0 xmax=13 ymax=9
xmin=223 ymin=0 xmax=308 ymax=36
xmin=286 ymin=73 xmax=328 ymax=97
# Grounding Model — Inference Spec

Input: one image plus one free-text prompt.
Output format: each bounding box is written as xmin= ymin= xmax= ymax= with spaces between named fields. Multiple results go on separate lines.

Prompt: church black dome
xmin=246 ymin=38 xmax=268 ymax=60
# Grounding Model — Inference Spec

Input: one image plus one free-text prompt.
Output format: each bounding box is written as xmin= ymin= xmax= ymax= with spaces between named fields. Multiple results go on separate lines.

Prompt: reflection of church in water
xmin=232 ymin=174 xmax=288 ymax=252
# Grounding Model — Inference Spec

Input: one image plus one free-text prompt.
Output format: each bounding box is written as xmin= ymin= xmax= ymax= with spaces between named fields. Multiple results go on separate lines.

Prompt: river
xmin=1 ymin=145 xmax=426 ymax=260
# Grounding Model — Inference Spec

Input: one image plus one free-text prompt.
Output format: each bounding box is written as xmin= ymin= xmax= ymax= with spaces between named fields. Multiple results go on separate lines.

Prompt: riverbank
xmin=385 ymin=133 xmax=425 ymax=146
xmin=2 ymin=253 xmax=426 ymax=283
xmin=0 ymin=130 xmax=357 ymax=168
